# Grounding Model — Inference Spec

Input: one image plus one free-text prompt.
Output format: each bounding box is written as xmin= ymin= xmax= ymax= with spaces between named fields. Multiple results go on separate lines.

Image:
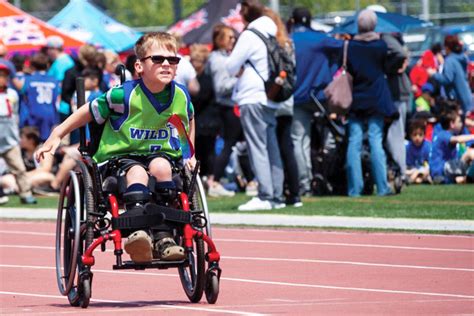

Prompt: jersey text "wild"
xmin=129 ymin=128 xmax=169 ymax=140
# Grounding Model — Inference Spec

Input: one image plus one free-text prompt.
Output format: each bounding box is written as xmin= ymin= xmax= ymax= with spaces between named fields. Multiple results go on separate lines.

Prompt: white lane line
xmin=0 ymin=291 xmax=121 ymax=303
xmin=1 ymin=264 xmax=473 ymax=300
xmin=222 ymin=277 xmax=474 ymax=299
xmin=0 ymin=291 xmax=264 ymax=316
xmin=215 ymin=238 xmax=474 ymax=253
xmin=221 ymin=256 xmax=474 ymax=272
xmin=1 ymin=221 xmax=472 ymax=239
xmin=213 ymin=227 xmax=474 ymax=239
xmin=1 ymin=245 xmax=471 ymax=272
xmin=0 ymin=230 xmax=53 ymax=236
xmin=0 ymin=230 xmax=472 ymax=253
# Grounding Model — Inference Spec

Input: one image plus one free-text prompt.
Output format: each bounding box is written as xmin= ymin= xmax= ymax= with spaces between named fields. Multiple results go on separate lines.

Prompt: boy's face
xmin=451 ymin=115 xmax=463 ymax=133
xmin=84 ymin=77 xmax=99 ymax=91
xmin=136 ymin=43 xmax=178 ymax=86
xmin=20 ymin=133 xmax=37 ymax=151
xmin=410 ymin=129 xmax=425 ymax=147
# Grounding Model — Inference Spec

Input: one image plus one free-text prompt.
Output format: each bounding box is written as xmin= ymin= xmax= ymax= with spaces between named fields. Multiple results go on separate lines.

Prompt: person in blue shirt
xmin=288 ymin=7 xmax=342 ymax=196
xmin=21 ymin=53 xmax=60 ymax=142
xmin=429 ymin=109 xmax=474 ymax=183
xmin=406 ymin=120 xmax=432 ymax=184
xmin=428 ymin=35 xmax=473 ymax=114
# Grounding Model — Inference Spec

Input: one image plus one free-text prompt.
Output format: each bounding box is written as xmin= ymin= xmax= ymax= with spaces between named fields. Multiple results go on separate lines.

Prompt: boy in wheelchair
xmin=36 ymin=32 xmax=196 ymax=263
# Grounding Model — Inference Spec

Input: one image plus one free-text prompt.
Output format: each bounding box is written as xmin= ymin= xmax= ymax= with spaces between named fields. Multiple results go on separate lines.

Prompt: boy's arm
xmin=36 ymin=104 xmax=93 ymax=161
xmin=189 ymin=118 xmax=195 ymax=151
xmin=450 ymin=134 xmax=474 ymax=144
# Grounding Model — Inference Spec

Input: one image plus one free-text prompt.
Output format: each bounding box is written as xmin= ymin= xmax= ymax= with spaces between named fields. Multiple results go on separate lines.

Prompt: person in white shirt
xmin=226 ymin=0 xmax=284 ymax=211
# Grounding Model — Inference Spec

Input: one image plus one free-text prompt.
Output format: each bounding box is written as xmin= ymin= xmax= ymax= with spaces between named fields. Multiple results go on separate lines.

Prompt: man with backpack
xmin=226 ymin=0 xmax=284 ymax=211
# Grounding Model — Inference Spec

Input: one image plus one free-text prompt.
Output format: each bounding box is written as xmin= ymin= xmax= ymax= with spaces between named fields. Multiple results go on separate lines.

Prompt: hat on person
xmin=421 ymin=82 xmax=434 ymax=94
xmin=45 ymin=35 xmax=64 ymax=49
xmin=0 ymin=63 xmax=10 ymax=75
xmin=357 ymin=9 xmax=377 ymax=33
xmin=291 ymin=7 xmax=312 ymax=27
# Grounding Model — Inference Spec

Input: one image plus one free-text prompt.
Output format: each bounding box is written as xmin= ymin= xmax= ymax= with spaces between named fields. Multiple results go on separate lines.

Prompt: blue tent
xmin=332 ymin=11 xmax=432 ymax=34
xmin=48 ymin=0 xmax=141 ymax=52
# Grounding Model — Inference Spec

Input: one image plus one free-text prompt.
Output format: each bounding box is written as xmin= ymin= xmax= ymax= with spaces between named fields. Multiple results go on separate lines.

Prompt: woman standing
xmin=345 ymin=10 xmax=397 ymax=197
xmin=264 ymin=7 xmax=302 ymax=207
xmin=206 ymin=24 xmax=239 ymax=197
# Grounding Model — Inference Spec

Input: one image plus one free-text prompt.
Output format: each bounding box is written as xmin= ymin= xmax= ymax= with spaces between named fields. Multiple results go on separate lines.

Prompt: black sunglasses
xmin=141 ymin=55 xmax=181 ymax=65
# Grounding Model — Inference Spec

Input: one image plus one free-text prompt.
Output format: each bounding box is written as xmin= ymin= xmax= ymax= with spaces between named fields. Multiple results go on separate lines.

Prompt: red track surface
xmin=0 ymin=220 xmax=473 ymax=315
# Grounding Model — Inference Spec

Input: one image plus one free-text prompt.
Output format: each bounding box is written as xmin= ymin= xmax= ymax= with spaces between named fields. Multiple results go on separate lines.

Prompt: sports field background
xmin=3 ymin=184 xmax=473 ymax=220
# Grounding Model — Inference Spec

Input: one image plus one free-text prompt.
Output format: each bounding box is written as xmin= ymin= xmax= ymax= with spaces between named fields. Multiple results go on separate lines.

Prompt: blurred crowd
xmin=0 ymin=0 xmax=473 ymax=210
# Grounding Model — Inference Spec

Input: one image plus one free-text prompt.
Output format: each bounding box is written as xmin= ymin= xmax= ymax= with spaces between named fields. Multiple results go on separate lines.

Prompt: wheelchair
xmin=54 ymin=77 xmax=221 ymax=308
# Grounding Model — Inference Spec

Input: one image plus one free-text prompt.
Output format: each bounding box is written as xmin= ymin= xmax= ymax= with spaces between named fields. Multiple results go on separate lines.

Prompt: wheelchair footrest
xmin=111 ymin=203 xmax=192 ymax=231
xmin=145 ymin=203 xmax=192 ymax=224
xmin=113 ymin=258 xmax=188 ymax=270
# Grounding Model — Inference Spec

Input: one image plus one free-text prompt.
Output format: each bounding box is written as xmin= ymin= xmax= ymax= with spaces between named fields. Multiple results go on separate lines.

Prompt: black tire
xmin=178 ymin=237 xmax=206 ymax=303
xmin=80 ymin=278 xmax=91 ymax=308
xmin=56 ymin=172 xmax=80 ymax=297
xmin=184 ymin=166 xmax=212 ymax=237
xmin=184 ymin=167 xmax=200 ymax=212
xmin=76 ymin=160 xmax=95 ymax=249
xmin=56 ymin=161 xmax=96 ymax=307
xmin=205 ymin=271 xmax=219 ymax=304
xmin=67 ymin=274 xmax=91 ymax=308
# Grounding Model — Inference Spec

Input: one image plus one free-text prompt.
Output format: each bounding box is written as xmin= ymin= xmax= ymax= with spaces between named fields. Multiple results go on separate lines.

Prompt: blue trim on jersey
xmin=138 ymin=79 xmax=175 ymax=114
xmin=110 ymin=80 xmax=136 ymax=131
xmin=174 ymin=81 xmax=193 ymax=119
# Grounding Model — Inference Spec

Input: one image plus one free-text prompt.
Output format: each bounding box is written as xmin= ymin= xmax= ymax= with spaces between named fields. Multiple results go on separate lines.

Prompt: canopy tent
xmin=0 ymin=0 xmax=84 ymax=54
xmin=332 ymin=11 xmax=432 ymax=34
xmin=168 ymin=0 xmax=244 ymax=45
xmin=48 ymin=0 xmax=142 ymax=52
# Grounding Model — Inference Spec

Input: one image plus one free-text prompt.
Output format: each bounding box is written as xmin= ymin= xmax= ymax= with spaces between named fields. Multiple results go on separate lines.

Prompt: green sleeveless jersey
xmin=89 ymin=80 xmax=194 ymax=163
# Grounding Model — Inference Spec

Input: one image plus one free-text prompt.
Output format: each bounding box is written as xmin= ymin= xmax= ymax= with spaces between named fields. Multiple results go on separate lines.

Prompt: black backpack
xmin=247 ymin=28 xmax=296 ymax=103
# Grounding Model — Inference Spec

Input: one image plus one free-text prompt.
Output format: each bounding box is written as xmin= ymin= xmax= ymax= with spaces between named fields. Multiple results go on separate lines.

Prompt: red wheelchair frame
xmin=54 ymin=75 xmax=221 ymax=308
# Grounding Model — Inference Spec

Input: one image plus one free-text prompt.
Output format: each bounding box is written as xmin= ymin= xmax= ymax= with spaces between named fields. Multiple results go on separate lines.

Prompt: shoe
xmin=245 ymin=181 xmax=258 ymax=197
xmin=154 ymin=237 xmax=185 ymax=261
xmin=272 ymin=199 xmax=286 ymax=209
xmin=286 ymin=196 xmax=303 ymax=207
xmin=208 ymin=183 xmax=235 ymax=197
xmin=20 ymin=195 xmax=37 ymax=204
xmin=237 ymin=197 xmax=272 ymax=211
xmin=33 ymin=184 xmax=60 ymax=196
xmin=0 ymin=196 xmax=9 ymax=205
xmin=124 ymin=230 xmax=153 ymax=263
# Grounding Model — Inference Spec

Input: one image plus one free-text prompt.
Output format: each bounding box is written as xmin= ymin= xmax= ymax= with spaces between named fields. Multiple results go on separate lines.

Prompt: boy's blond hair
xmin=134 ymin=32 xmax=178 ymax=59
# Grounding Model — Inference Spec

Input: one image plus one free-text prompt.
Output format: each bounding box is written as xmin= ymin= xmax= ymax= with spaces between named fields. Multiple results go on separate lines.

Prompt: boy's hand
xmin=35 ymin=134 xmax=61 ymax=162
xmin=186 ymin=156 xmax=197 ymax=171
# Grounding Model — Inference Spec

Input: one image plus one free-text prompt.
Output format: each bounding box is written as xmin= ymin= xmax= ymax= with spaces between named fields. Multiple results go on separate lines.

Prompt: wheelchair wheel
xmin=55 ymin=161 xmax=95 ymax=308
xmin=205 ymin=270 xmax=220 ymax=304
xmin=179 ymin=167 xmax=211 ymax=303
xmin=184 ymin=167 xmax=212 ymax=237
xmin=178 ymin=237 xmax=206 ymax=303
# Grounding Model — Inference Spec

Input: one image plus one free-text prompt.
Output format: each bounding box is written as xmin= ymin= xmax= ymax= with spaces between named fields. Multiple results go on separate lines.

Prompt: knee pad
xmin=153 ymin=181 xmax=176 ymax=205
xmin=123 ymin=183 xmax=151 ymax=211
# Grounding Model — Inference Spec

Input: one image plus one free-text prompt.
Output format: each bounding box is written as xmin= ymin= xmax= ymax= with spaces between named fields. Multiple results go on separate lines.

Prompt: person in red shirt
xmin=410 ymin=43 xmax=443 ymax=98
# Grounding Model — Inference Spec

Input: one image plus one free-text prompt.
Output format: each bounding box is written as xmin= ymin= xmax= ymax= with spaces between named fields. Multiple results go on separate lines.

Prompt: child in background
xmin=415 ymin=83 xmax=434 ymax=113
xmin=429 ymin=109 xmax=474 ymax=184
xmin=71 ymin=67 xmax=103 ymax=112
xmin=0 ymin=64 xmax=36 ymax=204
xmin=20 ymin=53 xmax=60 ymax=142
xmin=406 ymin=120 xmax=431 ymax=184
